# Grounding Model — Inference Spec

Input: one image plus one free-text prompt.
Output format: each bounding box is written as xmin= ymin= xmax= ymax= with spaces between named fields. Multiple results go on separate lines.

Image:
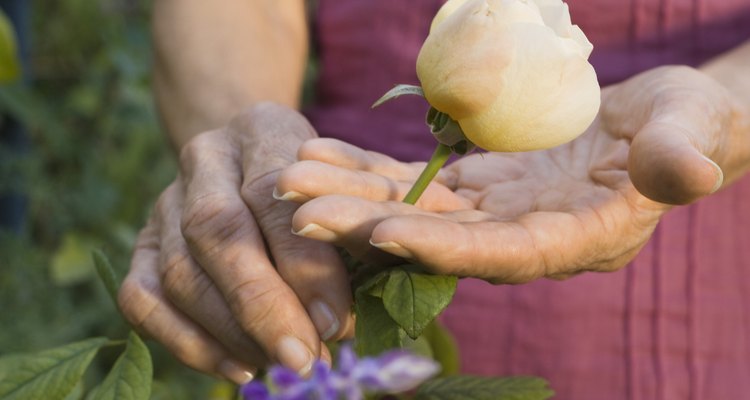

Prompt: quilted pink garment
xmin=304 ymin=1 xmax=750 ymax=399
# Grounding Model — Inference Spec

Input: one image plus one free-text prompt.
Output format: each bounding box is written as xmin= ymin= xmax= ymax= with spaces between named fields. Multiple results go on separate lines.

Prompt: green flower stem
xmin=402 ymin=143 xmax=452 ymax=205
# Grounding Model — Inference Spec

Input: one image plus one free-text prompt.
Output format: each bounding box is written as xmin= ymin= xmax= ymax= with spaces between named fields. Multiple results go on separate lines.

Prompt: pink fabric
xmin=305 ymin=1 xmax=750 ymax=398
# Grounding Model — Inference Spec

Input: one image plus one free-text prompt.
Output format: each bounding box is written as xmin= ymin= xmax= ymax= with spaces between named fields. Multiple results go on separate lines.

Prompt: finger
xmin=605 ymin=67 xmax=727 ymax=205
xmin=291 ymin=195 xmax=426 ymax=258
xmin=368 ymin=211 xmax=645 ymax=283
xmin=242 ymin=172 xmax=356 ymax=343
xmin=179 ymin=131 xmax=320 ymax=374
xmin=297 ymin=138 xmax=458 ymax=188
xmin=275 ymin=160 xmax=473 ymax=212
xmin=155 ymin=182 xmax=268 ymax=367
xmin=628 ymin=119 xmax=723 ymax=204
xmin=235 ymin=109 xmax=356 ymax=343
xmin=291 ymin=195 xmax=492 ymax=258
xmin=119 ymin=226 xmax=255 ymax=384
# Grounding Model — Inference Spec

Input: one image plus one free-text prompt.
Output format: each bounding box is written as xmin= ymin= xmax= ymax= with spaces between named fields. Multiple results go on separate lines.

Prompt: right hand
xmin=118 ymin=103 xmax=354 ymax=384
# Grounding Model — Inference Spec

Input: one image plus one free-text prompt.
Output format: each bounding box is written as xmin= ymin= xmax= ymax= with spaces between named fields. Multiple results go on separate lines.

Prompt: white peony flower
xmin=417 ymin=0 xmax=601 ymax=152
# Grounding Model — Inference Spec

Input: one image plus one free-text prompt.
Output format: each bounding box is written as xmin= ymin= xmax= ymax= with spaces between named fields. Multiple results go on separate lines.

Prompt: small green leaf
xmin=415 ymin=376 xmax=554 ymax=400
xmin=372 ymin=84 xmax=424 ymax=108
xmin=88 ymin=332 xmax=152 ymax=400
xmin=0 ymin=337 xmax=108 ymax=400
xmin=354 ymin=289 xmax=404 ymax=356
xmin=382 ymin=267 xmax=457 ymax=339
xmin=422 ymin=321 xmax=460 ymax=376
xmin=0 ymin=9 xmax=20 ymax=83
xmin=93 ymin=249 xmax=120 ymax=307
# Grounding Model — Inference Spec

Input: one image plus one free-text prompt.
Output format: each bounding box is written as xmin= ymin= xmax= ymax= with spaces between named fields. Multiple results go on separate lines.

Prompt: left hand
xmin=273 ymin=66 xmax=750 ymax=283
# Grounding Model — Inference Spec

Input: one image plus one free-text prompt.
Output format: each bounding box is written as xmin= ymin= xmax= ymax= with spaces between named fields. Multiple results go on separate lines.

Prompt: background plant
xmin=0 ymin=1 xmax=230 ymax=398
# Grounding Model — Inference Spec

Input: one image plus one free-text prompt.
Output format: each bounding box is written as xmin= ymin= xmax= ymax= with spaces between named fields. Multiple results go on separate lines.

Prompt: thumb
xmin=628 ymin=120 xmax=724 ymax=205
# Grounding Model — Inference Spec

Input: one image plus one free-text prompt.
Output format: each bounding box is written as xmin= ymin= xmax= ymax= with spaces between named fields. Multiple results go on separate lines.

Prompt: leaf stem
xmin=402 ymin=143 xmax=452 ymax=205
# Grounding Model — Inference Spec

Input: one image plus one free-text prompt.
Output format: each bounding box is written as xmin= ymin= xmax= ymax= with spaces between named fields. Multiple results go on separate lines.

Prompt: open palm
xmin=275 ymin=66 xmax=745 ymax=283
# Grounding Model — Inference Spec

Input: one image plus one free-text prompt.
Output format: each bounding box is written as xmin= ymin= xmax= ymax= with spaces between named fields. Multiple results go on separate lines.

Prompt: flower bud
xmin=417 ymin=0 xmax=600 ymax=152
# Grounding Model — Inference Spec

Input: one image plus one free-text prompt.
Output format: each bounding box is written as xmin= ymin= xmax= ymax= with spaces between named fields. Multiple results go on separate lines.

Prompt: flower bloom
xmin=241 ymin=345 xmax=440 ymax=400
xmin=417 ymin=0 xmax=601 ymax=152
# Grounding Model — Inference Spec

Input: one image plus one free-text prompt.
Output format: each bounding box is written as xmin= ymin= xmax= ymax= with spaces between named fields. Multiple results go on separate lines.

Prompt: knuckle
xmin=178 ymin=130 xmax=230 ymax=170
xmin=179 ymin=131 xmax=213 ymax=169
xmin=180 ymin=193 xmax=247 ymax=251
xmin=169 ymin=330 xmax=215 ymax=370
xmin=117 ymin=276 xmax=159 ymax=330
xmin=240 ymin=171 xmax=277 ymax=206
xmin=227 ymin=279 xmax=287 ymax=333
xmin=153 ymin=182 xmax=180 ymax=217
xmin=160 ymin=252 xmax=202 ymax=305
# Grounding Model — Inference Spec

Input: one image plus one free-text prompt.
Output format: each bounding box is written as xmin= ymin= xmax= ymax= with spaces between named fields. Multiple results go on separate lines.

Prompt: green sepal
xmin=372 ymin=84 xmax=425 ymax=108
xmin=425 ymin=107 xmax=476 ymax=155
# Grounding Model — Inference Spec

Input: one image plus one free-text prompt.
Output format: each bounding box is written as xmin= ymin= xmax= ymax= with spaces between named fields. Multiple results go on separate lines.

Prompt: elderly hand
xmin=118 ymin=103 xmax=354 ymax=384
xmin=275 ymin=66 xmax=750 ymax=283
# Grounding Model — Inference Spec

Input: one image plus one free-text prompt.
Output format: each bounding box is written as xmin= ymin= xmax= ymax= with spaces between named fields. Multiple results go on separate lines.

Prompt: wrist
xmin=696 ymin=44 xmax=750 ymax=184
xmin=700 ymin=40 xmax=750 ymax=113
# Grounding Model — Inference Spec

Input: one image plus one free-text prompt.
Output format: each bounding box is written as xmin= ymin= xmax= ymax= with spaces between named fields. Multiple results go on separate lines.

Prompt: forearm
xmin=152 ymin=0 xmax=308 ymax=149
xmin=701 ymin=40 xmax=750 ymax=110
xmin=700 ymin=40 xmax=750 ymax=184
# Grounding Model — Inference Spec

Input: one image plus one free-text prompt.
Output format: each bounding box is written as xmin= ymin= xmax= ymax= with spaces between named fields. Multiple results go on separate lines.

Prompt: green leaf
xmin=354 ymin=286 xmax=404 ymax=356
xmin=50 ymin=232 xmax=99 ymax=286
xmin=415 ymin=376 xmax=554 ymax=400
xmin=0 ymin=9 xmax=20 ymax=83
xmin=88 ymin=332 xmax=152 ymax=400
xmin=421 ymin=321 xmax=460 ymax=376
xmin=382 ymin=267 xmax=457 ymax=339
xmin=93 ymin=249 xmax=120 ymax=307
xmin=0 ymin=337 xmax=108 ymax=400
xmin=372 ymin=84 xmax=424 ymax=108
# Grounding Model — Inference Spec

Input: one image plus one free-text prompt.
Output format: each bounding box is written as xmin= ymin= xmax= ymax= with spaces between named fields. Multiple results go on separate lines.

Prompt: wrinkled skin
xmin=276 ymin=66 xmax=749 ymax=282
xmin=119 ymin=66 xmax=750 ymax=383
xmin=118 ymin=103 xmax=355 ymax=383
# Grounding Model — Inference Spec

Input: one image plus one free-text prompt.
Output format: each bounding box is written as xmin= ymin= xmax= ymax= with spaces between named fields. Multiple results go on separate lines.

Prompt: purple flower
xmin=342 ymin=346 xmax=441 ymax=394
xmin=240 ymin=344 xmax=439 ymax=400
xmin=241 ymin=381 xmax=271 ymax=400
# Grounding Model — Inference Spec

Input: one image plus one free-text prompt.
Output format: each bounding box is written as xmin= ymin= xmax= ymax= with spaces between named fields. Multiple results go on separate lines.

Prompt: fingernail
xmin=309 ymin=300 xmax=340 ymax=341
xmin=369 ymin=240 xmax=415 ymax=259
xmin=277 ymin=336 xmax=314 ymax=375
xmin=218 ymin=359 xmax=254 ymax=385
xmin=272 ymin=188 xmax=309 ymax=202
xmin=701 ymin=155 xmax=724 ymax=194
xmin=292 ymin=223 xmax=339 ymax=241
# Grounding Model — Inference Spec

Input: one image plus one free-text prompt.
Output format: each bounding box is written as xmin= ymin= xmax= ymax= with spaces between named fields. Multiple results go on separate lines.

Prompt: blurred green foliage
xmin=0 ymin=0 xmax=222 ymax=397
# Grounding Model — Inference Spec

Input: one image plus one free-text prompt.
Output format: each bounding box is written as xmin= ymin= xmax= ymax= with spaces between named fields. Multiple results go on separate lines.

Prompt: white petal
xmin=536 ymin=1 xmax=573 ymax=38
xmin=570 ymin=25 xmax=594 ymax=58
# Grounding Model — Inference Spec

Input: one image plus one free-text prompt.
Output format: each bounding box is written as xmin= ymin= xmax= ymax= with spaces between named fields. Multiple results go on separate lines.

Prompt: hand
xmin=274 ymin=66 xmax=750 ymax=283
xmin=118 ymin=103 xmax=354 ymax=384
